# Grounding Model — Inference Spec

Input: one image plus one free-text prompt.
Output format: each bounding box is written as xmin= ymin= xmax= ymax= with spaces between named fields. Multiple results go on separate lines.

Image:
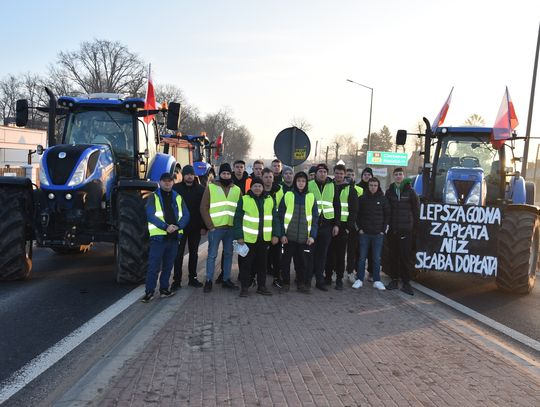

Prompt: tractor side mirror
xmin=396 ymin=129 xmax=407 ymax=146
xmin=166 ymin=102 xmax=181 ymax=131
xmin=36 ymin=145 xmax=44 ymax=155
xmin=16 ymin=99 xmax=29 ymax=127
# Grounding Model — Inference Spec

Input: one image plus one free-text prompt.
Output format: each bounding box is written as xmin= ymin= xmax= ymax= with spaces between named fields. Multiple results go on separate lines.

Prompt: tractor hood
xmin=444 ymin=167 xmax=486 ymax=206
xmin=40 ymin=144 xmax=115 ymax=191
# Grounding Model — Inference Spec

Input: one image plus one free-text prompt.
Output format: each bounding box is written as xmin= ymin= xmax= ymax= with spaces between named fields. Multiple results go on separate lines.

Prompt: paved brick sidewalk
xmin=99 ymin=273 xmax=540 ymax=407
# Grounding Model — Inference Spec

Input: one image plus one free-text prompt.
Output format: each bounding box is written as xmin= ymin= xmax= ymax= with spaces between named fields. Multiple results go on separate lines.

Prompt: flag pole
xmin=521 ymin=22 xmax=540 ymax=178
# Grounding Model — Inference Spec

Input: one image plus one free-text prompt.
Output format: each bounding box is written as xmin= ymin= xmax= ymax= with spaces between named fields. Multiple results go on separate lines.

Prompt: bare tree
xmin=464 ymin=113 xmax=486 ymax=126
xmin=0 ymin=74 xmax=22 ymax=125
xmin=49 ymin=39 xmax=146 ymax=96
xmin=290 ymin=116 xmax=312 ymax=133
xmin=202 ymin=109 xmax=252 ymax=162
xmin=330 ymin=134 xmax=359 ymax=156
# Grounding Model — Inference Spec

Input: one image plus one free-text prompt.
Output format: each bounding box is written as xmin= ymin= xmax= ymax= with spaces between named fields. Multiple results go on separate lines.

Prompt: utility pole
xmin=522 ymin=22 xmax=540 ymax=179
xmin=325 ymin=146 xmax=329 ymax=164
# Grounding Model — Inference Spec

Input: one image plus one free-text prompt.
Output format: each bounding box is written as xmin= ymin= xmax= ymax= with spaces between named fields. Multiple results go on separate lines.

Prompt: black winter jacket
xmin=385 ymin=181 xmax=420 ymax=233
xmin=356 ymin=188 xmax=390 ymax=234
xmin=172 ymin=181 xmax=206 ymax=232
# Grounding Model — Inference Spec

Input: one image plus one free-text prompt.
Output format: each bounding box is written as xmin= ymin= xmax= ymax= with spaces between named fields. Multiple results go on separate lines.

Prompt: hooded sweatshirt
xmin=278 ymin=180 xmax=319 ymax=242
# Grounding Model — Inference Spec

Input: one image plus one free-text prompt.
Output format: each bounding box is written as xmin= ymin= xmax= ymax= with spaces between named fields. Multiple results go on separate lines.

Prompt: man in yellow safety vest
xmin=233 ymin=177 xmax=280 ymax=297
xmin=142 ymin=172 xmax=190 ymax=303
xmin=200 ymin=163 xmax=242 ymax=292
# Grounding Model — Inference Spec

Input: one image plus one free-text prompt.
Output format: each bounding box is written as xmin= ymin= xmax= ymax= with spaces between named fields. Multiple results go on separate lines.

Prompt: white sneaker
xmin=352 ymin=279 xmax=363 ymax=289
xmin=373 ymin=281 xmax=386 ymax=290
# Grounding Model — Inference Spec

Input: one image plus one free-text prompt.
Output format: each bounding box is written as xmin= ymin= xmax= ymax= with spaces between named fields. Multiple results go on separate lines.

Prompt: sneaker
xmin=401 ymin=282 xmax=414 ymax=295
xmin=373 ymin=281 xmax=386 ymax=290
xmin=315 ymin=283 xmax=328 ymax=292
xmin=335 ymin=279 xmax=343 ymax=291
xmin=203 ymin=280 xmax=213 ymax=293
xmin=188 ymin=278 xmax=203 ymax=288
xmin=347 ymin=272 xmax=356 ymax=284
xmin=352 ymin=279 xmax=363 ymax=289
xmin=222 ymin=279 xmax=239 ymax=290
xmin=256 ymin=287 xmax=273 ymax=296
xmin=141 ymin=291 xmax=154 ymax=303
xmin=282 ymin=283 xmax=290 ymax=292
xmin=216 ymin=272 xmax=223 ymax=284
xmin=324 ymin=277 xmax=332 ymax=286
xmin=298 ymin=286 xmax=311 ymax=294
xmin=385 ymin=279 xmax=399 ymax=290
xmin=239 ymin=288 xmax=249 ymax=298
xmin=272 ymin=279 xmax=283 ymax=289
xmin=170 ymin=281 xmax=181 ymax=292
xmin=159 ymin=289 xmax=176 ymax=298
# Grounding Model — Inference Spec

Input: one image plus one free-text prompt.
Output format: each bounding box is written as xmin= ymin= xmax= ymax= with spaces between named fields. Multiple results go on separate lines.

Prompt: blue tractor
xmin=0 ymin=88 xmax=181 ymax=283
xmin=396 ymin=116 xmax=538 ymax=293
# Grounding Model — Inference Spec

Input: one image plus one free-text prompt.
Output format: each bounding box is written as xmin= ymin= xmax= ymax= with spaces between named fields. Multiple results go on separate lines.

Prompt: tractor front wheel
xmin=496 ymin=210 xmax=539 ymax=294
xmin=0 ymin=187 xmax=33 ymax=280
xmin=115 ymin=191 xmax=149 ymax=284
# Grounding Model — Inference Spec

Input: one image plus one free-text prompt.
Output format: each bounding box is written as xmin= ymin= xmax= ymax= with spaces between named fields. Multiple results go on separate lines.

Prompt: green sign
xmin=367 ymin=151 xmax=409 ymax=166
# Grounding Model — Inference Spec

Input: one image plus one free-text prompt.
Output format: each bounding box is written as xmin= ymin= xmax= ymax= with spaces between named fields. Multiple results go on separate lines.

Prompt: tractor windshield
xmin=434 ymin=134 xmax=500 ymax=201
xmin=64 ymin=110 xmax=135 ymax=156
xmin=64 ymin=110 xmax=136 ymax=177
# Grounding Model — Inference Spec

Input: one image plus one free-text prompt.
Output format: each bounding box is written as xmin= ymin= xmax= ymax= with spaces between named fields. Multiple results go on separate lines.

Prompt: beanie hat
xmin=315 ymin=163 xmax=329 ymax=172
xmin=219 ymin=163 xmax=232 ymax=175
xmin=282 ymin=165 xmax=293 ymax=175
xmin=250 ymin=177 xmax=264 ymax=188
xmin=181 ymin=165 xmax=195 ymax=176
xmin=361 ymin=167 xmax=373 ymax=177
xmin=308 ymin=165 xmax=317 ymax=174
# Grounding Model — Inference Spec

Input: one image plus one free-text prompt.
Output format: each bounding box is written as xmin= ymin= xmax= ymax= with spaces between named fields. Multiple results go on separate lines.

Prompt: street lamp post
xmin=347 ymin=79 xmax=373 ymax=154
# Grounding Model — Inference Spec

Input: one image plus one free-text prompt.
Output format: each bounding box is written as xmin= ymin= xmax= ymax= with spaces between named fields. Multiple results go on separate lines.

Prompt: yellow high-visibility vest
xmin=148 ymin=193 xmax=184 ymax=236
xmin=308 ymin=180 xmax=335 ymax=219
xmin=241 ymin=195 xmax=274 ymax=243
xmin=283 ymin=191 xmax=314 ymax=236
xmin=209 ymin=183 xmax=241 ymax=227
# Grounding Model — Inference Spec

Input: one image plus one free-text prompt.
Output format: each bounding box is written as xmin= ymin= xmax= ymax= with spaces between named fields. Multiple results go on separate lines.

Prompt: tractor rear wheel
xmin=0 ymin=187 xmax=33 ymax=280
xmin=115 ymin=191 xmax=149 ymax=284
xmin=496 ymin=210 xmax=539 ymax=294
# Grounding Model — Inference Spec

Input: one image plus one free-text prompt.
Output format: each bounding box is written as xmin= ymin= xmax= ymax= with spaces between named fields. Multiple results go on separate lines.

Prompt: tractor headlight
xmin=465 ymin=182 xmax=481 ymax=205
xmin=444 ymin=180 xmax=458 ymax=204
xmin=39 ymin=168 xmax=50 ymax=186
xmin=67 ymin=157 xmax=88 ymax=187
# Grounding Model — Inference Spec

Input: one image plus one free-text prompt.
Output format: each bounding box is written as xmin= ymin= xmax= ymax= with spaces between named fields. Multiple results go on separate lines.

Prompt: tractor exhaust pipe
xmin=45 ymin=87 xmax=57 ymax=147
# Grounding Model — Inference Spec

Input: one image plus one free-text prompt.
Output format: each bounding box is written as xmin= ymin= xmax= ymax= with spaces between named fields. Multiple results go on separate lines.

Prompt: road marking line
xmin=0 ymin=285 xmax=145 ymax=404
xmin=0 ymin=240 xmax=210 ymax=405
xmin=412 ymin=281 xmax=540 ymax=353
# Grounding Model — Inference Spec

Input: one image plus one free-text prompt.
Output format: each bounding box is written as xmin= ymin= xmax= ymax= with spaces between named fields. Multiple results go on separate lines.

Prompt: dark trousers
xmin=239 ymin=241 xmax=269 ymax=289
xmin=325 ymin=227 xmax=348 ymax=281
xmin=346 ymin=231 xmax=359 ymax=273
xmin=387 ymin=231 xmax=413 ymax=283
xmin=280 ymin=241 xmax=309 ymax=286
xmin=173 ymin=229 xmax=201 ymax=284
xmin=267 ymin=243 xmax=282 ymax=278
xmin=146 ymin=238 xmax=179 ymax=293
xmin=311 ymin=224 xmax=333 ymax=285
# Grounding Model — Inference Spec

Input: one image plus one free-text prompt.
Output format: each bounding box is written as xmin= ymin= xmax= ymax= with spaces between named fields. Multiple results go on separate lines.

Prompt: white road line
xmin=0 ymin=285 xmax=145 ymax=404
xmin=412 ymin=281 xmax=540 ymax=352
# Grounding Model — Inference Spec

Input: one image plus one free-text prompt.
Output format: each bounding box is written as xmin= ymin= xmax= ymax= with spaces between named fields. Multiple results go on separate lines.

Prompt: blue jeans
xmin=146 ymin=238 xmax=179 ymax=293
xmin=357 ymin=233 xmax=384 ymax=282
xmin=206 ymin=227 xmax=234 ymax=282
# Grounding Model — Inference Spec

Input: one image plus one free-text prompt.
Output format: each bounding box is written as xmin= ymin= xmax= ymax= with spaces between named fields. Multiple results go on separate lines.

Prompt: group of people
xmin=142 ymin=158 xmax=420 ymax=302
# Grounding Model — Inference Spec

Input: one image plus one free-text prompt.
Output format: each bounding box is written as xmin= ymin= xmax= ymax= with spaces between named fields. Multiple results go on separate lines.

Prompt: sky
xmin=1 ymin=0 xmax=540 ymax=162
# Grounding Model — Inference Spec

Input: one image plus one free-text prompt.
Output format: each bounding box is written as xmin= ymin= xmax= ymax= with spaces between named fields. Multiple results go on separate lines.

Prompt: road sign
xmin=372 ymin=168 xmax=387 ymax=177
xmin=367 ymin=151 xmax=409 ymax=166
xmin=274 ymin=127 xmax=311 ymax=166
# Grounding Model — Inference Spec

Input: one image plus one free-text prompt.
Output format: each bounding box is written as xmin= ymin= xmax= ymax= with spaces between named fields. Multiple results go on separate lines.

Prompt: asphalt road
xmin=0 ymin=244 xmax=135 ymax=384
xmin=414 ymin=271 xmax=540 ymax=341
